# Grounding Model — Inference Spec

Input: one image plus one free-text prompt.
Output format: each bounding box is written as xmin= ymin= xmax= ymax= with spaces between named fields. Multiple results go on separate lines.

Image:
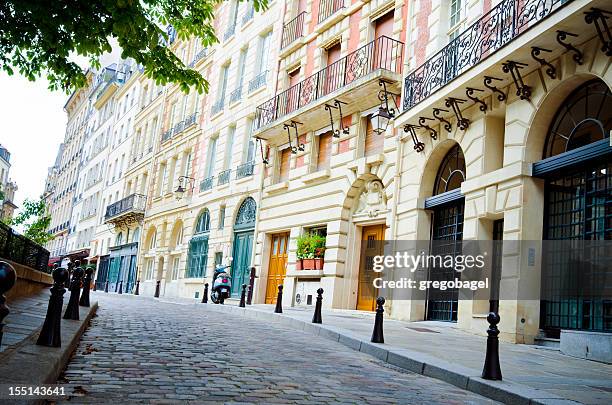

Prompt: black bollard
xmin=0 ymin=261 xmax=17 ymax=348
xmin=79 ymin=267 xmax=93 ymax=307
xmin=239 ymin=284 xmax=247 ymax=307
xmin=37 ymin=267 xmax=69 ymax=347
xmin=104 ymin=280 xmax=109 ymax=293
xmin=65 ymin=262 xmax=74 ymax=288
xmin=154 ymin=280 xmax=160 ymax=298
xmin=482 ymin=311 xmax=503 ymax=380
xmin=118 ymin=280 xmax=123 ymax=295
xmin=312 ymin=288 xmax=323 ymax=324
xmin=274 ymin=285 xmax=283 ymax=313
xmin=371 ymin=297 xmax=385 ymax=344
xmin=246 ymin=285 xmax=252 ymax=305
xmin=202 ymin=283 xmax=209 ymax=303
xmin=247 ymin=267 xmax=256 ymax=305
xmin=134 ymin=280 xmax=140 ymax=295
xmin=92 ymin=278 xmax=97 ymax=292
xmin=63 ymin=266 xmax=84 ymax=320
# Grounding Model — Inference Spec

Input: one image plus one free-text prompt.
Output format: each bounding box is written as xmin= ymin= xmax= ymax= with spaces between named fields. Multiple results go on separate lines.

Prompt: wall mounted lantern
xmin=175 ymin=176 xmax=195 ymax=200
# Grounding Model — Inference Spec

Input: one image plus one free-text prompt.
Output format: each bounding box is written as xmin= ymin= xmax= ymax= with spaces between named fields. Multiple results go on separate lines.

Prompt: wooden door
xmin=230 ymin=231 xmax=254 ymax=297
xmin=357 ymin=224 xmax=385 ymax=311
xmin=265 ymin=233 xmax=289 ymax=304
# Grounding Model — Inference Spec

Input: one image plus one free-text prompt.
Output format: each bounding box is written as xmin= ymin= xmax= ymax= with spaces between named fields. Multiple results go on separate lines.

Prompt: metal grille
xmin=541 ymin=161 xmax=612 ymax=334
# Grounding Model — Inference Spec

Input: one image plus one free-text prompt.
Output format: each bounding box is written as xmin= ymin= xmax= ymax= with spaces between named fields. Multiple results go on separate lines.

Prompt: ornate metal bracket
xmin=445 ymin=98 xmax=470 ymax=131
xmin=556 ymin=31 xmax=583 ymax=65
xmin=531 ymin=47 xmax=556 ymax=79
xmin=403 ymin=125 xmax=425 ymax=153
xmin=433 ymin=108 xmax=452 ymax=133
xmin=255 ymin=137 xmax=269 ymax=164
xmin=324 ymin=100 xmax=349 ymax=138
xmin=483 ymin=76 xmax=506 ymax=102
xmin=378 ymin=79 xmax=399 ymax=113
xmin=283 ymin=121 xmax=304 ymax=154
xmin=584 ymin=8 xmax=612 ymax=56
xmin=465 ymin=87 xmax=488 ymax=113
xmin=418 ymin=117 xmax=438 ymax=140
xmin=502 ymin=61 xmax=531 ymax=101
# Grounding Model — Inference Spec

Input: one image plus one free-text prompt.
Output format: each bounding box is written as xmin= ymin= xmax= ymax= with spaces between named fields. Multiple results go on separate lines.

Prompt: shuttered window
xmin=279 ymin=148 xmax=291 ymax=181
xmin=317 ymin=131 xmax=333 ymax=170
xmin=365 ymin=117 xmax=383 ymax=156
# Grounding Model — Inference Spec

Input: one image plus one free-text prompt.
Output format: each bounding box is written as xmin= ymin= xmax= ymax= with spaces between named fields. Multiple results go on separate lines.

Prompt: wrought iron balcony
xmin=236 ymin=161 xmax=255 ymax=179
xmin=223 ymin=25 xmax=236 ymax=41
xmin=218 ymin=169 xmax=231 ymax=185
xmin=248 ymin=71 xmax=268 ymax=93
xmin=189 ymin=48 xmax=208 ymax=67
xmin=211 ymin=97 xmax=225 ymax=115
xmin=403 ymin=0 xmax=574 ymax=111
xmin=104 ymin=193 xmax=147 ymax=224
xmin=200 ymin=176 xmax=214 ymax=191
xmin=255 ymin=36 xmax=404 ymax=130
xmin=229 ymin=86 xmax=243 ymax=104
xmin=242 ymin=5 xmax=255 ymax=25
xmin=318 ymin=0 xmax=344 ymax=24
xmin=282 ymin=12 xmax=306 ymax=48
xmin=161 ymin=112 xmax=198 ymax=142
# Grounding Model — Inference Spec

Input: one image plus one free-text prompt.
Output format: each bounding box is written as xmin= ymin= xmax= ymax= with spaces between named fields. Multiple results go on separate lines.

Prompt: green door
xmin=230 ymin=231 xmax=253 ymax=296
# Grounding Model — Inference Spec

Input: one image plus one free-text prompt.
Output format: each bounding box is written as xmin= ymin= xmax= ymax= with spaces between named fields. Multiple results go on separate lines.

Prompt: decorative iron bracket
xmin=334 ymin=99 xmax=350 ymax=135
xmin=283 ymin=123 xmax=294 ymax=154
xmin=556 ymin=31 xmax=583 ymax=65
xmin=445 ymin=98 xmax=470 ymax=131
xmin=378 ymin=79 xmax=399 ymax=114
xmin=418 ymin=117 xmax=438 ymax=140
xmin=483 ymin=76 xmax=506 ymax=102
xmin=531 ymin=47 xmax=556 ymax=79
xmin=585 ymin=8 xmax=612 ymax=56
xmin=465 ymin=87 xmax=488 ymax=113
xmin=283 ymin=121 xmax=304 ymax=154
xmin=254 ymin=137 xmax=269 ymax=164
xmin=324 ymin=100 xmax=349 ymax=138
xmin=433 ymin=108 xmax=452 ymax=133
xmin=403 ymin=125 xmax=425 ymax=153
xmin=502 ymin=61 xmax=531 ymax=101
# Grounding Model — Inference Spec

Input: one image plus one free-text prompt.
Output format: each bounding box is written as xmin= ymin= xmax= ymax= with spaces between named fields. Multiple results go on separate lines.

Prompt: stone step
xmin=534 ymin=337 xmax=560 ymax=349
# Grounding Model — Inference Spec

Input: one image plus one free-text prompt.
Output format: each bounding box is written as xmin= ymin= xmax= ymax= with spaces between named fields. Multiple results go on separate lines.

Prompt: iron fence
xmin=0 ymin=222 xmax=50 ymax=273
xmin=282 ymin=12 xmax=306 ymax=48
xmin=200 ymin=176 xmax=214 ymax=192
xmin=403 ymin=0 xmax=573 ymax=111
xmin=218 ymin=169 xmax=231 ymax=185
xmin=248 ymin=70 xmax=268 ymax=93
xmin=318 ymin=0 xmax=344 ymax=23
xmin=211 ymin=97 xmax=225 ymax=115
xmin=236 ymin=161 xmax=255 ymax=179
xmin=104 ymin=193 xmax=147 ymax=220
xmin=230 ymin=86 xmax=243 ymax=104
xmin=255 ymin=36 xmax=403 ymax=129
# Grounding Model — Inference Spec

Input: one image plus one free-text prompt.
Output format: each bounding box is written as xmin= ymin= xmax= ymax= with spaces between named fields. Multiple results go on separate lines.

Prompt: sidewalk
xmin=0 ymin=290 xmax=50 ymax=352
xmin=153 ymin=295 xmax=611 ymax=405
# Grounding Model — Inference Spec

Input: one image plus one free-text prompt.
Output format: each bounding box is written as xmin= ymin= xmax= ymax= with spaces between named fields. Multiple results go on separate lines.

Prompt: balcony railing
xmin=229 ymin=86 xmax=243 ymax=104
xmin=255 ymin=36 xmax=403 ymax=130
xmin=189 ymin=48 xmax=208 ymax=67
xmin=248 ymin=71 xmax=268 ymax=93
xmin=242 ymin=5 xmax=255 ymax=25
xmin=211 ymin=97 xmax=225 ymax=115
xmin=104 ymin=193 xmax=146 ymax=221
xmin=161 ymin=112 xmax=198 ymax=142
xmin=403 ymin=0 xmax=573 ymax=111
xmin=200 ymin=176 xmax=214 ymax=191
xmin=218 ymin=169 xmax=231 ymax=185
xmin=236 ymin=161 xmax=255 ymax=179
xmin=318 ymin=0 xmax=344 ymax=24
xmin=282 ymin=12 xmax=306 ymax=48
xmin=223 ymin=25 xmax=236 ymax=41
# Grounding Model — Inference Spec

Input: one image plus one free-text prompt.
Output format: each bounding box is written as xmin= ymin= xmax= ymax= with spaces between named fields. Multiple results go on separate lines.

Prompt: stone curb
xmin=0 ymin=302 xmax=98 ymax=405
xmin=196 ymin=302 xmax=577 ymax=405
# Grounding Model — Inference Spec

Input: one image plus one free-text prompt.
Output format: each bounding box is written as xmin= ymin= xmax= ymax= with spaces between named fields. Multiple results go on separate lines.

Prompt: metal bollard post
xmin=246 ymin=285 xmax=252 ymax=305
xmin=202 ymin=283 xmax=208 ymax=303
xmin=274 ymin=285 xmax=283 ymax=314
xmin=63 ymin=267 xmax=83 ymax=320
xmin=482 ymin=311 xmax=503 ymax=380
xmin=0 ymin=261 xmax=17 ymax=348
xmin=104 ymin=280 xmax=109 ymax=293
xmin=154 ymin=280 xmax=160 ymax=298
xmin=79 ymin=267 xmax=93 ymax=307
xmin=247 ymin=267 xmax=256 ymax=305
xmin=239 ymin=284 xmax=247 ymax=307
xmin=371 ymin=297 xmax=385 ymax=344
xmin=65 ymin=262 xmax=74 ymax=288
xmin=37 ymin=267 xmax=69 ymax=347
xmin=134 ymin=280 xmax=140 ymax=295
xmin=312 ymin=288 xmax=323 ymax=324
xmin=92 ymin=278 xmax=97 ymax=292
xmin=118 ymin=280 xmax=123 ymax=295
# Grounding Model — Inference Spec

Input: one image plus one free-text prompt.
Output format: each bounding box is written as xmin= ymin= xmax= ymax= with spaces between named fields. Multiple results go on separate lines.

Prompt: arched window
xmin=115 ymin=232 xmax=123 ymax=246
xmin=234 ymin=197 xmax=257 ymax=230
xmin=132 ymin=227 xmax=140 ymax=243
xmin=186 ymin=210 xmax=210 ymax=278
xmin=195 ymin=210 xmax=211 ymax=233
xmin=433 ymin=144 xmax=466 ymax=195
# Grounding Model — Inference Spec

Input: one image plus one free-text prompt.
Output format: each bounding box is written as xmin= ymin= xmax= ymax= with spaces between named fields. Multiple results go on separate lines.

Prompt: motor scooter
xmin=210 ymin=264 xmax=232 ymax=304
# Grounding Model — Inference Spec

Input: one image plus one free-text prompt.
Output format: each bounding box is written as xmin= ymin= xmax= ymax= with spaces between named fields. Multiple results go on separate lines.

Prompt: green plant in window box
xmin=296 ymin=233 xmax=326 ymax=270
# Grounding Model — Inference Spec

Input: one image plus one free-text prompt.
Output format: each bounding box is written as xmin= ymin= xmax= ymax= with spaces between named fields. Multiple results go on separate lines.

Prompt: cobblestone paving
xmin=57 ymin=294 xmax=498 ymax=404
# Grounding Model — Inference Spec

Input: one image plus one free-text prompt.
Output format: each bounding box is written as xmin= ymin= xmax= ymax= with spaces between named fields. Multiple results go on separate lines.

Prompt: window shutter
xmin=365 ymin=118 xmax=383 ymax=156
xmin=317 ymin=131 xmax=333 ymax=170
xmin=279 ymin=148 xmax=291 ymax=181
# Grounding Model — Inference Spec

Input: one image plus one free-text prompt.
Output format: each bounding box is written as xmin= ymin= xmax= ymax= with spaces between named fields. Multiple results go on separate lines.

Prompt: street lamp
xmin=174 ymin=176 xmax=195 ymax=200
xmin=370 ymin=79 xmax=398 ymax=135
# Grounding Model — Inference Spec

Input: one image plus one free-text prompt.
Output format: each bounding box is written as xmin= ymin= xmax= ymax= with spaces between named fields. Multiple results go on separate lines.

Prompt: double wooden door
xmin=357 ymin=224 xmax=385 ymax=311
xmin=266 ymin=233 xmax=289 ymax=304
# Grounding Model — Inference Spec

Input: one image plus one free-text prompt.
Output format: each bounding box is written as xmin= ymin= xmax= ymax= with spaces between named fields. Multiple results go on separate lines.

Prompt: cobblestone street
xmin=57 ymin=294 xmax=497 ymax=404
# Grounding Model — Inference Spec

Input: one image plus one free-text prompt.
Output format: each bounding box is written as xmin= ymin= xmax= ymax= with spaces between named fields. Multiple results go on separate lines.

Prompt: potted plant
xmin=296 ymin=233 xmax=326 ymax=270
xmin=311 ymin=233 xmax=326 ymax=270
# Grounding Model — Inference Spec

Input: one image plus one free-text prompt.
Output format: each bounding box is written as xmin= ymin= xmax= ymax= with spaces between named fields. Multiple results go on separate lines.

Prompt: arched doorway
xmin=426 ymin=144 xmax=466 ymax=322
xmin=538 ymin=79 xmax=611 ymax=336
xmin=231 ymin=197 xmax=256 ymax=297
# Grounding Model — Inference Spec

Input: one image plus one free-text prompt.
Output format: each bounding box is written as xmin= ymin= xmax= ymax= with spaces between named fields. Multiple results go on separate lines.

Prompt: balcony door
xmin=323 ymin=43 xmax=342 ymax=96
xmin=357 ymin=224 xmax=385 ymax=311
xmin=373 ymin=11 xmax=394 ymax=70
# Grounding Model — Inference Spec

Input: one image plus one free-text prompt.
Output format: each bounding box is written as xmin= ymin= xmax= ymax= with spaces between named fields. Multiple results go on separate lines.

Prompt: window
xmin=237 ymin=48 xmax=248 ymax=87
xmin=219 ymin=205 xmax=226 ymax=229
xmin=255 ymin=31 xmax=272 ymax=75
xmin=206 ymin=137 xmax=217 ymax=177
xmin=364 ymin=116 xmax=384 ymax=156
xmin=448 ymin=0 xmax=463 ymax=40
xmin=186 ymin=210 xmax=211 ymax=278
xmin=279 ymin=148 xmax=291 ymax=182
xmin=224 ymin=127 xmax=235 ymax=170
xmin=317 ymin=131 xmax=333 ymax=170
xmin=195 ymin=210 xmax=211 ymax=233
xmin=306 ymin=225 xmax=327 ymax=237
xmin=171 ymin=256 xmax=180 ymax=280
xmin=145 ymin=259 xmax=154 ymax=280
xmin=218 ymin=64 xmax=230 ymax=103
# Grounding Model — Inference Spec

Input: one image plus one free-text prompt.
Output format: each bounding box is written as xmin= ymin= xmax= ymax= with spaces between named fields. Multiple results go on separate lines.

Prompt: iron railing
xmin=318 ymin=0 xmax=344 ymax=23
xmin=403 ymin=0 xmax=573 ymax=111
xmin=218 ymin=169 xmax=231 ymax=185
xmin=211 ymin=97 xmax=225 ymax=115
xmin=242 ymin=5 xmax=255 ymax=25
xmin=282 ymin=12 xmax=306 ymax=48
xmin=104 ymin=193 xmax=146 ymax=221
xmin=0 ymin=222 xmax=50 ymax=273
xmin=236 ymin=161 xmax=255 ymax=179
xmin=230 ymin=87 xmax=243 ymax=104
xmin=189 ymin=48 xmax=208 ymax=67
xmin=255 ymin=36 xmax=403 ymax=129
xmin=200 ymin=176 xmax=214 ymax=191
xmin=223 ymin=25 xmax=236 ymax=41
xmin=161 ymin=112 xmax=198 ymax=142
xmin=248 ymin=71 xmax=268 ymax=93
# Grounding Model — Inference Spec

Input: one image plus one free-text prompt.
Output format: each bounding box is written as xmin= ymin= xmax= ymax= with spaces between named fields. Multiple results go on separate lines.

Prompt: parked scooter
xmin=210 ymin=264 xmax=232 ymax=304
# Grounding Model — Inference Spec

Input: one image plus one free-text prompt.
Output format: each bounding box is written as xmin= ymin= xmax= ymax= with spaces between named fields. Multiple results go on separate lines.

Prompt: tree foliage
xmin=0 ymin=0 xmax=268 ymax=93
xmin=3 ymin=197 xmax=54 ymax=246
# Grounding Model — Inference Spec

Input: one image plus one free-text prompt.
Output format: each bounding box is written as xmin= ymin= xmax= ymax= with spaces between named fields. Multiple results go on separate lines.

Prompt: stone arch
xmin=144 ymin=226 xmax=157 ymax=251
xmin=417 ymin=139 xmax=463 ymax=199
xmin=169 ymin=219 xmax=184 ymax=250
